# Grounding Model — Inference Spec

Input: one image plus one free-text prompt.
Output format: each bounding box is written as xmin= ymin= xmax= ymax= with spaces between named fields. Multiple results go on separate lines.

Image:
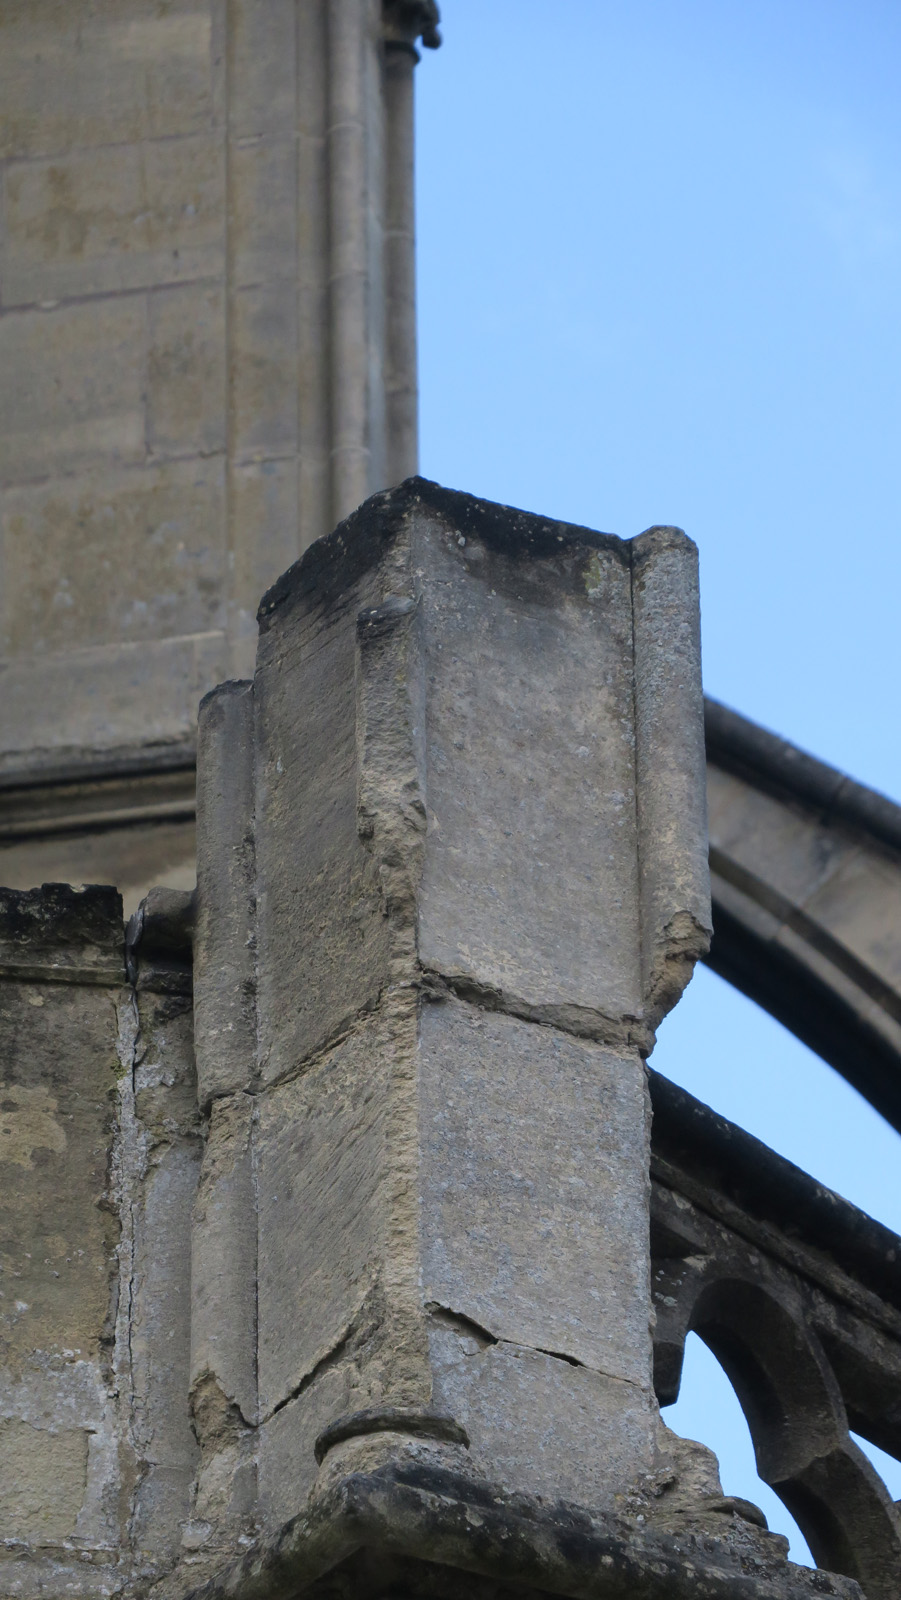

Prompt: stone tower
xmin=0 ymin=0 xmax=439 ymax=908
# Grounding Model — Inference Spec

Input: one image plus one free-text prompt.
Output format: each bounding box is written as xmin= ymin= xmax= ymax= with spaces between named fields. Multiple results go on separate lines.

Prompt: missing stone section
xmin=314 ymin=1407 xmax=470 ymax=1465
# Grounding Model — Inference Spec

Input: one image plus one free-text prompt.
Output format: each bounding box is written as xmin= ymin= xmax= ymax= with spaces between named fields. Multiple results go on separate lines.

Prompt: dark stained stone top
xmin=0 ymin=882 xmax=124 ymax=982
xmin=257 ymin=477 xmax=624 ymax=632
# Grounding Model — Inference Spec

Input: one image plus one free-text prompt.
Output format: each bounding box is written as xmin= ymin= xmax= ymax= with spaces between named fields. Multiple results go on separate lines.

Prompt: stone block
xmin=257 ymin=1369 xmax=351 ymax=1533
xmin=0 ymin=0 xmax=214 ymax=160
xmin=2 ymin=458 xmax=226 ymax=656
xmin=252 ymin=482 xmax=709 ymax=1081
xmin=229 ymin=138 xmax=298 ymax=289
xmin=191 ymin=1094 xmax=257 ymax=1426
xmin=428 ymin=1331 xmax=657 ymax=1510
xmin=228 ymin=0 xmax=298 ymax=143
xmin=0 ymin=887 xmax=124 ymax=1552
xmin=0 ymin=977 xmax=120 ymax=1364
xmin=230 ymin=458 xmax=300 ymax=639
xmin=231 ymin=283 xmax=299 ymax=460
xmin=419 ymin=998 xmax=652 ymax=1388
xmin=148 ymin=284 xmax=227 ymax=458
xmin=253 ymin=548 xmax=393 ymax=1083
xmin=194 ymin=683 xmax=257 ymax=1105
xmin=0 ymin=299 xmax=145 ymax=486
xmin=255 ymin=1003 xmax=428 ymax=1420
xmin=0 ymin=1420 xmax=90 ymax=1540
xmin=413 ymin=505 xmax=642 ymax=1029
xmin=2 ymin=133 xmax=224 ymax=305
xmin=0 ymin=632 xmax=228 ymax=766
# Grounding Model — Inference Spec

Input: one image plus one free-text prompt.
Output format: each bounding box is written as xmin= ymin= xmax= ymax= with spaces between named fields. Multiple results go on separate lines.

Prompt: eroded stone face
xmin=415 ymin=513 xmax=643 ymax=1026
xmin=0 ymin=888 xmax=125 ymax=1559
xmin=418 ymin=998 xmax=653 ymax=1389
xmin=0 ymin=1419 xmax=90 ymax=1540
xmin=0 ymin=981 xmax=118 ymax=1370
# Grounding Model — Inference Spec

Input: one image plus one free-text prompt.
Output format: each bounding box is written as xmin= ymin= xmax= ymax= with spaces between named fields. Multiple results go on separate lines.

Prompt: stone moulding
xmin=704 ymin=697 xmax=901 ymax=1134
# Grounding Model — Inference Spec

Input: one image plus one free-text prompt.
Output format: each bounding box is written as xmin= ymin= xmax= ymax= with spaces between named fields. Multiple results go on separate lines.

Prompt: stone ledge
xmin=0 ymin=882 xmax=124 ymax=984
xmin=179 ymin=1462 xmax=860 ymax=1600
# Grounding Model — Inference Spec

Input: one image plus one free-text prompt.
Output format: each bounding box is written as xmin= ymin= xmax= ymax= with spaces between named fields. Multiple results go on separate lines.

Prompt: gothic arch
xmin=653 ymin=1258 xmax=901 ymax=1597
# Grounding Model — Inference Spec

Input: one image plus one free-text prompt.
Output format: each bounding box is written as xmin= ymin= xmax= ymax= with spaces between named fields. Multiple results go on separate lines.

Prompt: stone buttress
xmin=0 ymin=481 xmax=857 ymax=1600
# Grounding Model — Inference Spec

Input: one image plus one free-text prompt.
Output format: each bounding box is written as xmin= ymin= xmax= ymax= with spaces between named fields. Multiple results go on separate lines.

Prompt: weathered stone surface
xmin=0 ymin=983 xmax=119 ymax=1359
xmin=0 ymin=633 xmax=228 ymax=767
xmin=190 ymin=1092 xmax=257 ymax=1430
xmin=428 ymin=1331 xmax=657 ymax=1510
xmin=631 ymin=527 xmax=710 ymax=1026
xmin=0 ymin=1421 xmax=90 ymax=1540
xmin=414 ymin=505 xmax=642 ymax=1029
xmin=0 ymin=299 xmax=145 ymax=486
xmin=253 ymin=551 xmax=393 ymax=1084
xmin=255 ymin=1001 xmax=428 ymax=1422
xmin=2 ymin=134 xmax=224 ymax=305
xmin=0 ymin=880 xmax=123 ymax=982
xmin=0 ymin=0 xmax=424 ymax=904
xmin=0 ymin=0 xmax=215 ymax=160
xmin=181 ymin=1458 xmax=862 ymax=1600
xmin=148 ymin=285 xmax=227 ymax=459
xmin=122 ymin=964 xmax=201 ymax=1567
xmin=2 ymin=459 xmax=226 ymax=656
xmin=0 ymin=888 xmax=125 ymax=1557
xmin=419 ymin=998 xmax=652 ymax=1388
xmin=257 ymin=1369 xmax=352 ymax=1534
xmin=194 ymin=682 xmax=256 ymax=1105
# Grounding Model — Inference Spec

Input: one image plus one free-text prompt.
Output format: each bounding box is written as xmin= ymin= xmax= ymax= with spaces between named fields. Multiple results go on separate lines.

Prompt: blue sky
xmin=415 ymin=0 xmax=901 ymax=1564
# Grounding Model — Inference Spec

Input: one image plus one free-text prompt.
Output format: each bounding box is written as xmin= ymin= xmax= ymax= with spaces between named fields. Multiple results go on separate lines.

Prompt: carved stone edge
xmin=179 ymin=1461 xmax=861 ymax=1600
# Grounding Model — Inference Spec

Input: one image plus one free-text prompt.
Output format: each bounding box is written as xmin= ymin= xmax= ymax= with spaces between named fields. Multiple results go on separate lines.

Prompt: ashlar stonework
xmin=0 ymin=483 xmax=866 ymax=1600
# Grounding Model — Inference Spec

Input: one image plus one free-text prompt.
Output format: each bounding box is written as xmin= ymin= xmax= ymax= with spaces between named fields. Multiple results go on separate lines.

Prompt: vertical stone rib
xmin=328 ymin=0 xmax=372 ymax=523
xmin=630 ymin=526 xmax=712 ymax=1030
xmin=194 ymin=680 xmax=257 ymax=1107
xmin=383 ymin=40 xmax=419 ymax=485
xmin=297 ymin=0 xmax=332 ymax=552
xmin=192 ymin=679 xmax=259 ymax=1513
xmin=190 ymin=1094 xmax=258 ymax=1434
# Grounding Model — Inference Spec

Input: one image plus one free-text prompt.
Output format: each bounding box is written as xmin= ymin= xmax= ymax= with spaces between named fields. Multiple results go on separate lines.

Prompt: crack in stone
xmin=419 ymin=966 xmax=652 ymax=1055
xmin=263 ymin=1318 xmax=357 ymax=1424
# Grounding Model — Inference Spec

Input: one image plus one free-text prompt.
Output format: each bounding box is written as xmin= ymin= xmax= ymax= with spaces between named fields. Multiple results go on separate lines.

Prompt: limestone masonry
xmin=4 ymin=480 xmax=887 ymax=1599
xmin=0 ymin=0 xmax=431 ymax=905
xmin=2 ymin=5 xmax=900 ymax=1597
